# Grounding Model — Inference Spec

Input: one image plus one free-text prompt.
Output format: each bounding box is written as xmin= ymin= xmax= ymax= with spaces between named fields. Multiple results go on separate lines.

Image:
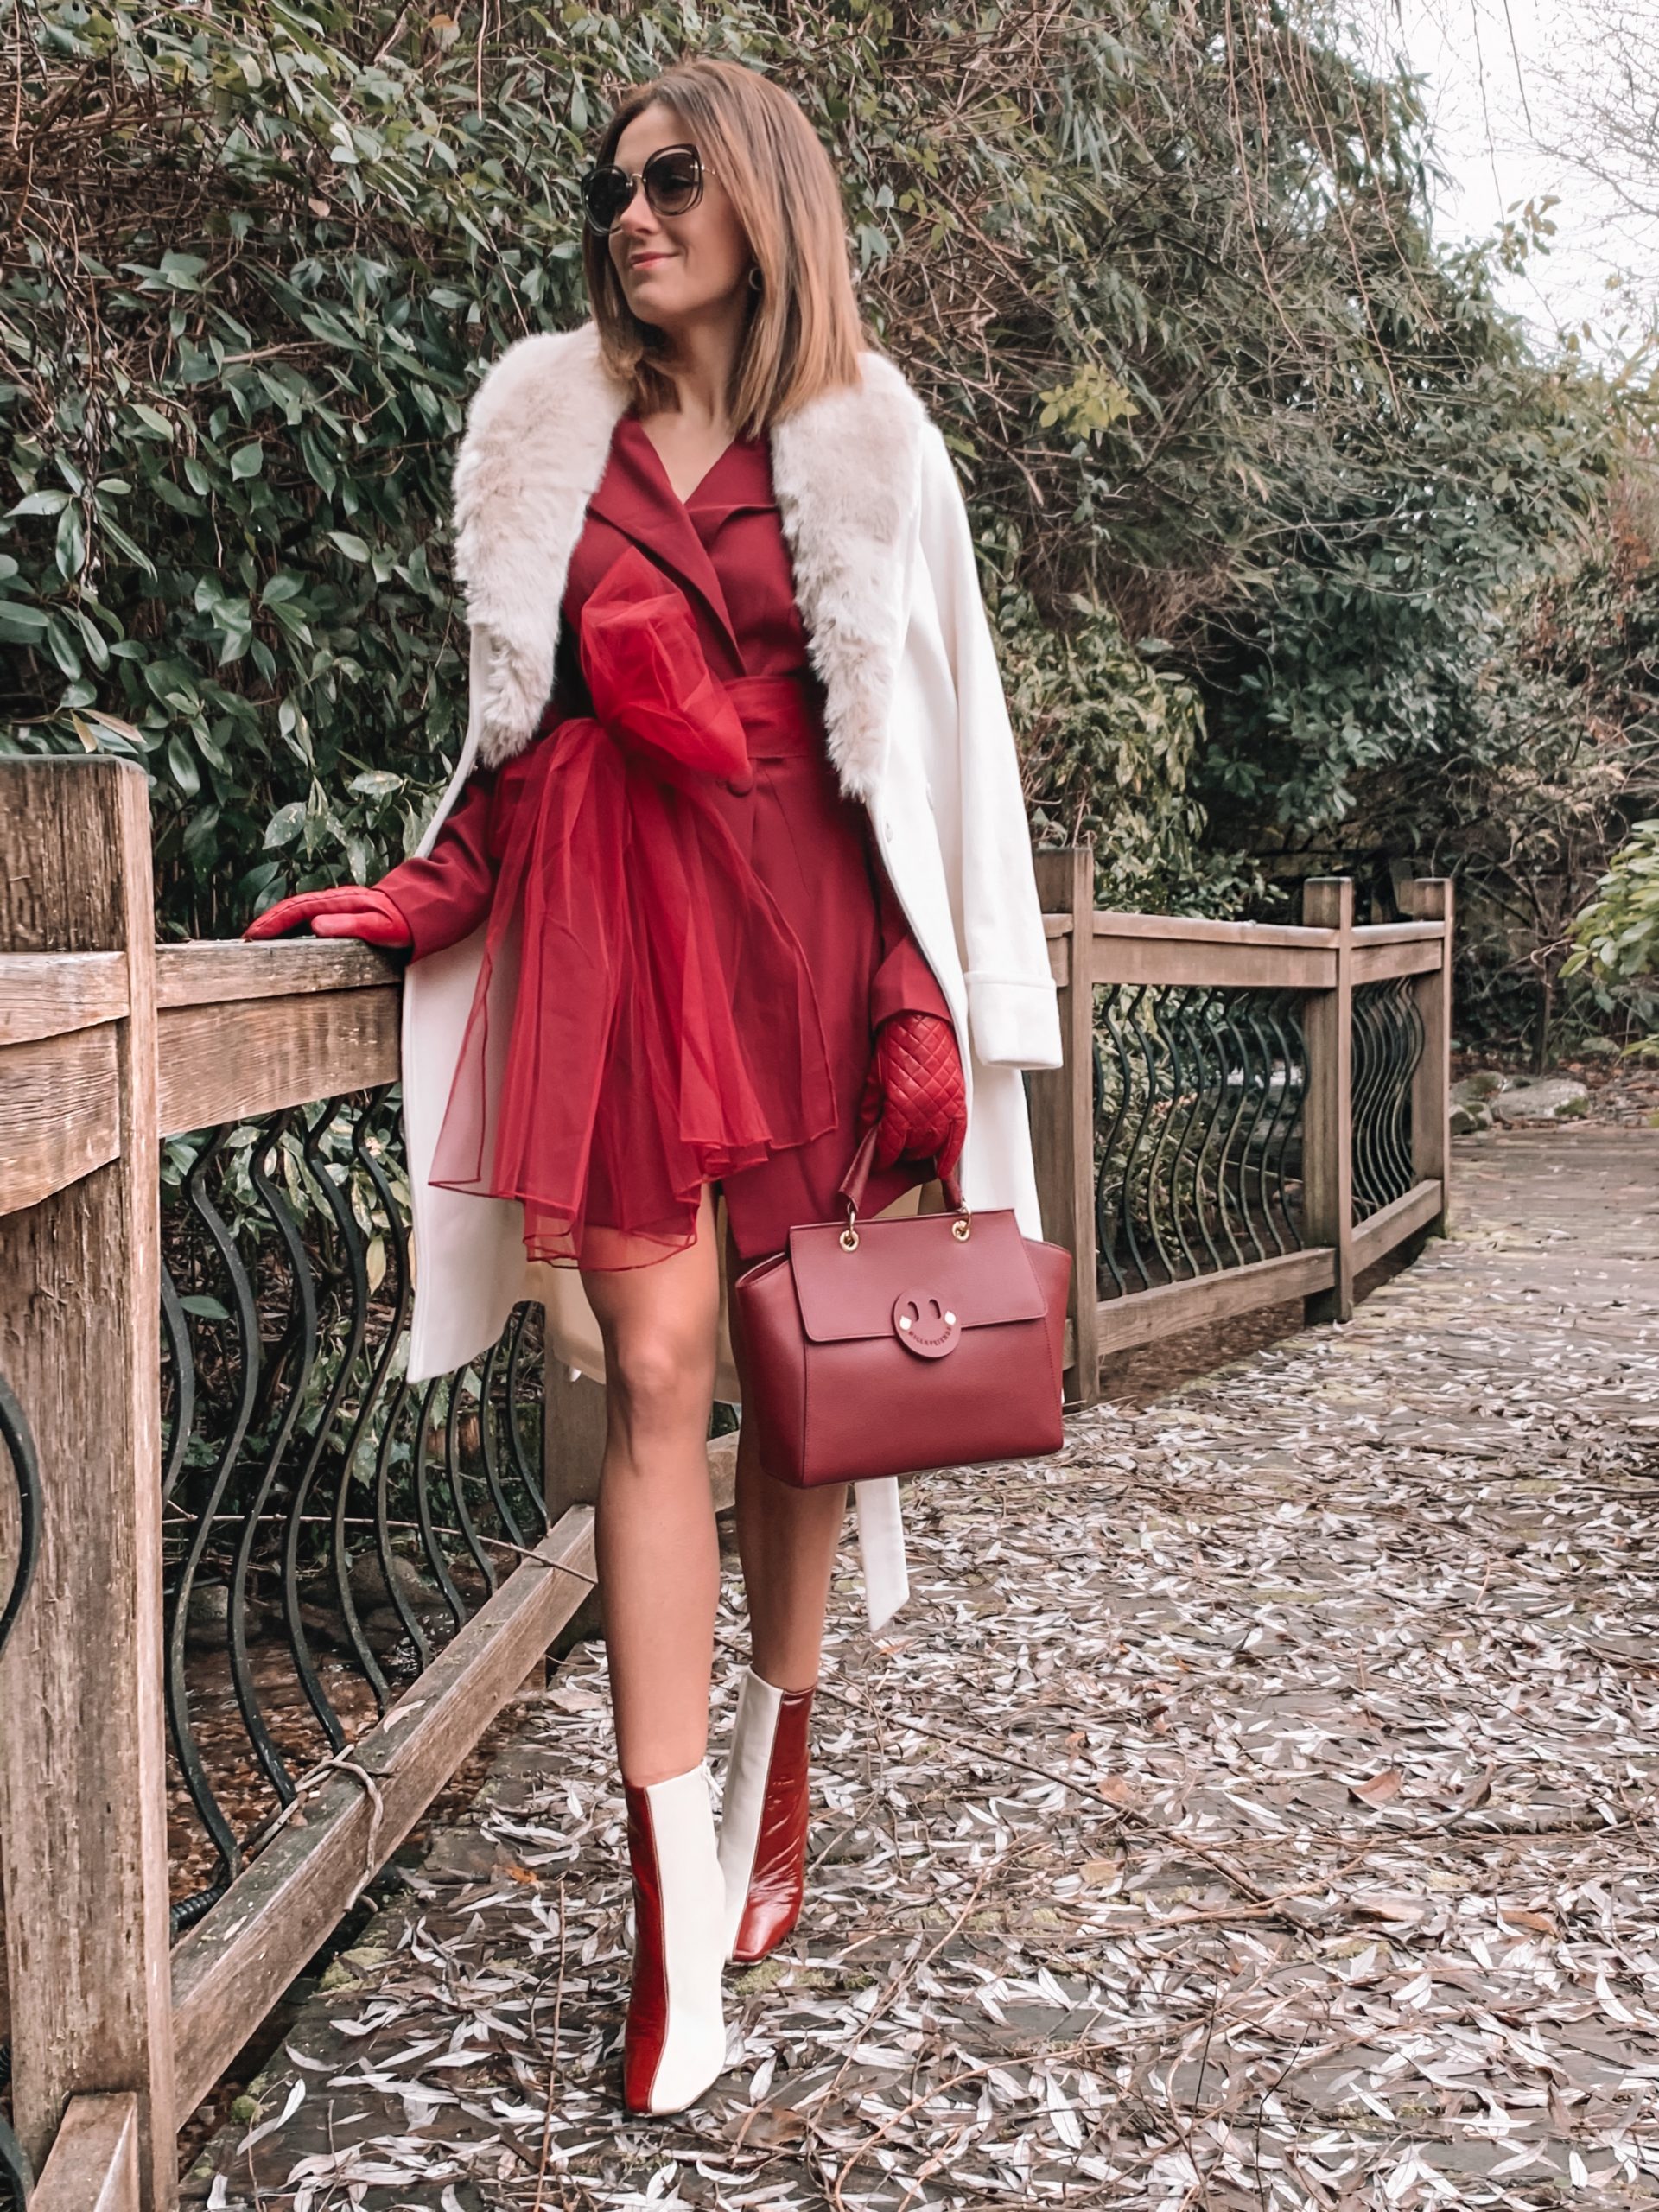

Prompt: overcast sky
xmin=1345 ymin=0 xmax=1659 ymax=362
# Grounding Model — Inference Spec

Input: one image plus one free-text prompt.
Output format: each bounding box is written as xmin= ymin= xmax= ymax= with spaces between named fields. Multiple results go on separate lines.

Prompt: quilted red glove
xmin=243 ymin=886 xmax=412 ymax=948
xmin=859 ymin=1011 xmax=966 ymax=1179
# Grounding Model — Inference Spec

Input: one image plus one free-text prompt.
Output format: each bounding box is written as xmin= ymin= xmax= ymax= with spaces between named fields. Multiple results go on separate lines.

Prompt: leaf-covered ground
xmin=188 ymin=1126 xmax=1659 ymax=2210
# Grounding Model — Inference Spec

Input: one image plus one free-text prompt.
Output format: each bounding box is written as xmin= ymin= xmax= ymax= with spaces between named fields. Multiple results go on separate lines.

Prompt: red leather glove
xmin=859 ymin=1011 xmax=966 ymax=1179
xmin=243 ymin=886 xmax=412 ymax=948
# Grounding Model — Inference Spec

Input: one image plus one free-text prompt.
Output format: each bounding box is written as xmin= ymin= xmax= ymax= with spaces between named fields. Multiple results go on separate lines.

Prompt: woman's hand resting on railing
xmin=859 ymin=1010 xmax=967 ymax=1179
xmin=243 ymin=887 xmax=413 ymax=949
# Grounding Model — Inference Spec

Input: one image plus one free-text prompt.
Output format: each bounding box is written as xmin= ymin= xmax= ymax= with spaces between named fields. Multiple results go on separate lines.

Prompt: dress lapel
xmin=587 ymin=418 xmax=742 ymax=668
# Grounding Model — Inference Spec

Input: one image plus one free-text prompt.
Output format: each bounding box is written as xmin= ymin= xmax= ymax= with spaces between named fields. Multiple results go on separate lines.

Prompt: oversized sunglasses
xmin=581 ymin=143 xmax=704 ymax=236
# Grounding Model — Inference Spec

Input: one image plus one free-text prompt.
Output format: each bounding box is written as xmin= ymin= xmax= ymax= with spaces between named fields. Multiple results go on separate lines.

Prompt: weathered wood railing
xmin=1031 ymin=849 xmax=1452 ymax=1403
xmin=0 ymin=774 xmax=1451 ymax=2209
xmin=0 ymin=760 xmax=607 ymax=2211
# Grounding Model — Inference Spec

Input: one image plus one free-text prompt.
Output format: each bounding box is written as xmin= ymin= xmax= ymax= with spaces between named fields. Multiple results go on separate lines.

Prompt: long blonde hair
xmin=583 ymin=60 xmax=867 ymax=435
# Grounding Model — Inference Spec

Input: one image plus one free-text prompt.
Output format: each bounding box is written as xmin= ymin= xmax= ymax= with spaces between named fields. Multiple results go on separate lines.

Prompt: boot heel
xmin=623 ymin=1762 xmax=728 ymax=2115
xmin=719 ymin=1669 xmax=814 ymax=1964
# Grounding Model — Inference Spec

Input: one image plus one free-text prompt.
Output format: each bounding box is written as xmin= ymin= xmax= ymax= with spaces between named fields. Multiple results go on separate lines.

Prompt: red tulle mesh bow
xmin=429 ymin=550 xmax=836 ymax=1269
xmin=577 ymin=546 xmax=753 ymax=789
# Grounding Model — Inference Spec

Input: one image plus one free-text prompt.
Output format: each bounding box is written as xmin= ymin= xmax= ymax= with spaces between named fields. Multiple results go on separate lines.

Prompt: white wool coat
xmin=399 ymin=324 xmax=1062 ymax=1618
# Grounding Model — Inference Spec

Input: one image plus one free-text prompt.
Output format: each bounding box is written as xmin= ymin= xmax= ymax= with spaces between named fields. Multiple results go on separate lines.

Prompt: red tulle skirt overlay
xmin=429 ymin=546 xmax=841 ymax=1268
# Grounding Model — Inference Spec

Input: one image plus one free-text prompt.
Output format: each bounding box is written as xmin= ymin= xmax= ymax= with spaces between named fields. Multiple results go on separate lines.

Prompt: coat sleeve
xmin=868 ymin=836 xmax=954 ymax=1028
xmin=914 ymin=424 xmax=1063 ymax=1071
xmin=377 ymin=769 xmax=499 ymax=961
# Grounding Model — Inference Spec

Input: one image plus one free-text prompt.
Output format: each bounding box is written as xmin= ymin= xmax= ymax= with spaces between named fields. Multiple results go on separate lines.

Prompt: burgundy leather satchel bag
xmin=732 ymin=1128 xmax=1071 ymax=1488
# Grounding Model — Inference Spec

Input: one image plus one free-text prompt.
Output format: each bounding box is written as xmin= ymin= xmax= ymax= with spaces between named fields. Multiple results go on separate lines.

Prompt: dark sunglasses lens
xmin=645 ymin=149 xmax=701 ymax=213
xmin=582 ymin=166 xmax=634 ymax=232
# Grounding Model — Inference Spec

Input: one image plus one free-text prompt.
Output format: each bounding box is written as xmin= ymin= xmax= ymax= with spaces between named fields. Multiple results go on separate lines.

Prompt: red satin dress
xmin=379 ymin=414 xmax=951 ymax=1269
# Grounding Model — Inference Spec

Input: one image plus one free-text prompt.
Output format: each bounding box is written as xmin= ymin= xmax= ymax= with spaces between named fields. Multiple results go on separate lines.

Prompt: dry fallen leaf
xmin=1443 ymin=1762 xmax=1495 ymax=1811
xmin=1500 ymin=1905 xmax=1556 ymax=1935
xmin=1346 ymin=1768 xmax=1403 ymax=1807
xmin=1354 ymin=1892 xmax=1427 ymax=1924
xmin=735 ymin=2104 xmax=808 ymax=2149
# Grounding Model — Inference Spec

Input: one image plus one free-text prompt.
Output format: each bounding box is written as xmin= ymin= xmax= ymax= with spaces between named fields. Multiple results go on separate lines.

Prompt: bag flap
xmin=786 ymin=1208 xmax=1048 ymax=1344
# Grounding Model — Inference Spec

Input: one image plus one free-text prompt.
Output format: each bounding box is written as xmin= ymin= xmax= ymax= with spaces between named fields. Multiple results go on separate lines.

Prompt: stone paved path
xmin=189 ymin=1128 xmax=1659 ymax=2212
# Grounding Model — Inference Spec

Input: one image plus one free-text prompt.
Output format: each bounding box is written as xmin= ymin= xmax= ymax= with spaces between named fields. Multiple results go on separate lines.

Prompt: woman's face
xmin=607 ymin=103 xmax=753 ymax=334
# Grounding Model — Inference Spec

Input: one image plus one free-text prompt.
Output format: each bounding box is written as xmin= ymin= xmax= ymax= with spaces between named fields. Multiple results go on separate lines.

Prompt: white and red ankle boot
xmin=622 ymin=1762 xmax=728 ymax=2115
xmin=718 ymin=1669 xmax=815 ymax=1964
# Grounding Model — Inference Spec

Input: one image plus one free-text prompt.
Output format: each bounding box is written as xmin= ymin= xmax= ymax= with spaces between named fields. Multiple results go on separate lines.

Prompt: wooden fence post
xmin=540 ymin=1362 xmax=606 ymax=1661
xmin=543 ymin=1366 xmax=606 ymax=1523
xmin=1405 ymin=877 xmax=1453 ymax=1236
xmin=1030 ymin=847 xmax=1099 ymax=1405
xmin=0 ymin=760 xmax=177 ymax=2209
xmin=1300 ymin=877 xmax=1355 ymax=1325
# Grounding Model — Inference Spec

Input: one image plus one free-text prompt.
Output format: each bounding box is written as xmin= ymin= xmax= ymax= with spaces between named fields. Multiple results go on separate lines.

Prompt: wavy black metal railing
xmin=0 ymin=2058 xmax=25 ymax=2212
xmin=0 ymin=1376 xmax=40 ymax=1671
xmin=1351 ymin=978 xmax=1424 ymax=1220
xmin=1094 ymin=984 xmax=1307 ymax=1298
xmin=0 ymin=1380 xmax=41 ymax=2208
xmin=158 ymin=1092 xmax=549 ymax=1937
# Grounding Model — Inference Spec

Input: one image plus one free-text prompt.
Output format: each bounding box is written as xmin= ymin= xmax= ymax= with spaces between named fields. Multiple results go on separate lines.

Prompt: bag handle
xmin=836 ymin=1123 xmax=969 ymax=1251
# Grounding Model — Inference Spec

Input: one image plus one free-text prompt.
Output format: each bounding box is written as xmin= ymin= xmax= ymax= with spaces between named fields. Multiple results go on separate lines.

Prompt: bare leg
xmin=727 ymin=1223 xmax=846 ymax=1691
xmin=583 ymin=1190 xmax=721 ymax=1786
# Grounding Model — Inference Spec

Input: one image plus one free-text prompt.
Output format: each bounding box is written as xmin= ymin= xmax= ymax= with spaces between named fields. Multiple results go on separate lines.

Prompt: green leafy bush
xmin=3 ymin=0 xmax=613 ymax=931
xmin=0 ymin=0 xmax=1643 ymax=969
xmin=1567 ymin=820 xmax=1659 ymax=984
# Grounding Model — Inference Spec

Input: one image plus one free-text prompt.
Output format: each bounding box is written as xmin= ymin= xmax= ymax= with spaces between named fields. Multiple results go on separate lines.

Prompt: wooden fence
xmin=0 ymin=760 xmax=608 ymax=2212
xmin=1030 ymin=847 xmax=1452 ymax=1404
xmin=0 ymin=763 xmax=1451 ymax=2209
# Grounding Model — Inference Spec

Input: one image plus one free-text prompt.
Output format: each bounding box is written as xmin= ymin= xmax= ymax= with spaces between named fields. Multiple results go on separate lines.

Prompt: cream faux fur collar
xmin=450 ymin=322 xmax=929 ymax=798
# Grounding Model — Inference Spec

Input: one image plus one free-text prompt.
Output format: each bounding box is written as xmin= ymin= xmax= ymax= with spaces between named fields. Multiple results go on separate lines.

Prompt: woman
xmin=248 ymin=59 xmax=1061 ymax=2118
